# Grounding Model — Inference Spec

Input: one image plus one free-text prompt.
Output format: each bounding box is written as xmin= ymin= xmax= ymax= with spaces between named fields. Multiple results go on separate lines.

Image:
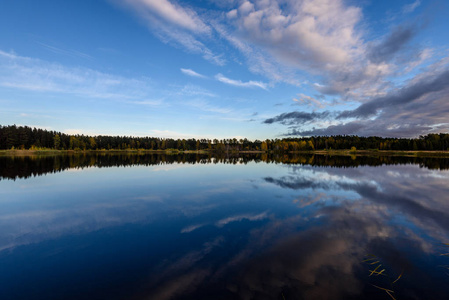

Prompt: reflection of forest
xmin=1 ymin=153 xmax=449 ymax=180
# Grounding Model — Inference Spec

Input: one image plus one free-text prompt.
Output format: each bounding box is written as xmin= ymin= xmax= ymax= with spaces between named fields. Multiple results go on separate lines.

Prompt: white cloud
xmin=212 ymin=0 xmax=397 ymax=96
xmin=221 ymin=0 xmax=435 ymax=106
xmin=113 ymin=0 xmax=434 ymax=105
xmin=238 ymin=1 xmax=255 ymax=15
xmin=215 ymin=73 xmax=268 ymax=90
xmin=181 ymin=68 xmax=206 ymax=78
xmin=226 ymin=9 xmax=238 ymax=19
xmin=230 ymin=0 xmax=363 ymax=70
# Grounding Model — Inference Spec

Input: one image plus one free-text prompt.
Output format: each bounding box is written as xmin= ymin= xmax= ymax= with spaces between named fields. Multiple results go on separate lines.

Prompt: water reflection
xmin=253 ymin=165 xmax=449 ymax=299
xmin=0 ymin=155 xmax=448 ymax=299
xmin=2 ymin=153 xmax=449 ymax=180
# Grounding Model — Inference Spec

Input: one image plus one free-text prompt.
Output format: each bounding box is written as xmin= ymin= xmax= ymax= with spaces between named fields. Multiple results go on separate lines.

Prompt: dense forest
xmin=1 ymin=124 xmax=449 ymax=152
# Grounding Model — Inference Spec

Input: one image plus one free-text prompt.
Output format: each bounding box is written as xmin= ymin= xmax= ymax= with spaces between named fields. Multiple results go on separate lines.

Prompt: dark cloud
xmin=279 ymin=67 xmax=449 ymax=137
xmin=229 ymin=218 xmax=366 ymax=300
xmin=339 ymin=69 xmax=449 ymax=119
xmin=287 ymin=121 xmax=365 ymax=137
xmin=228 ymin=165 xmax=449 ymax=299
xmin=267 ymin=164 xmax=449 ymax=233
xmin=287 ymin=120 xmax=435 ymax=138
xmin=338 ymin=180 xmax=449 ymax=231
xmin=263 ymin=111 xmax=330 ymax=125
xmin=264 ymin=176 xmax=331 ymax=190
xmin=368 ymin=25 xmax=417 ymax=64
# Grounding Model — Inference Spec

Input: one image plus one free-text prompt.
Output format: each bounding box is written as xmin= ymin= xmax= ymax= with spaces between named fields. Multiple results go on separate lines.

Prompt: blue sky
xmin=1 ymin=0 xmax=448 ymax=139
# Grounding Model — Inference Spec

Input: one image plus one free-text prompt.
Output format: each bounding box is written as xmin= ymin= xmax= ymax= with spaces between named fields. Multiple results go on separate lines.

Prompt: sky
xmin=1 ymin=0 xmax=449 ymax=140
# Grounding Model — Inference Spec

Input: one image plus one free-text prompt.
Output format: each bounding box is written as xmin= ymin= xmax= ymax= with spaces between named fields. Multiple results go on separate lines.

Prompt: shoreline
xmin=1 ymin=149 xmax=449 ymax=157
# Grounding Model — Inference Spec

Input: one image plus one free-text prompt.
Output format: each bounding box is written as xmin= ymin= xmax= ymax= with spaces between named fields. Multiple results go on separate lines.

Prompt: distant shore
xmin=1 ymin=148 xmax=449 ymax=158
xmin=0 ymin=149 xmax=265 ymax=155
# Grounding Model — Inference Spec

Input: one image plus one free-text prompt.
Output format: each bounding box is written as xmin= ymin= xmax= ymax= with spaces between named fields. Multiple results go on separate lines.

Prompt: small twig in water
xmin=371 ymin=284 xmax=396 ymax=300
xmin=369 ymin=264 xmax=381 ymax=276
xmin=392 ymin=270 xmax=404 ymax=284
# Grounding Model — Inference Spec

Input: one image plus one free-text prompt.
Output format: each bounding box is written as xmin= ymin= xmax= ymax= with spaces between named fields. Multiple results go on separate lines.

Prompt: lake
xmin=1 ymin=153 xmax=449 ymax=299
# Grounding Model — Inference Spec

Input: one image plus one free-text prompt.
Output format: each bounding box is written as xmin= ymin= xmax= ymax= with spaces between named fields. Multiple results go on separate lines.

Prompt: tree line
xmin=1 ymin=124 xmax=449 ymax=152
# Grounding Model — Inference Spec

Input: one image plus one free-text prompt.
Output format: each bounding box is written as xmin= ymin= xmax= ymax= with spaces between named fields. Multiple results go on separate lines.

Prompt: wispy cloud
xmin=179 ymin=85 xmax=216 ymax=97
xmin=212 ymin=22 xmax=299 ymax=84
xmin=215 ymin=73 xmax=268 ymax=90
xmin=181 ymin=68 xmax=207 ymax=78
xmin=116 ymin=0 xmax=225 ymax=65
xmin=181 ymin=224 xmax=206 ymax=233
xmin=402 ymin=0 xmax=421 ymax=14
xmin=215 ymin=212 xmax=268 ymax=227
xmin=37 ymin=42 xmax=93 ymax=60
xmin=293 ymin=93 xmax=324 ymax=109
xmin=155 ymin=26 xmax=225 ymax=65
xmin=0 ymin=50 xmax=155 ymax=100
xmin=127 ymin=99 xmax=165 ymax=106
xmin=126 ymin=0 xmax=210 ymax=33
xmin=185 ymin=99 xmax=232 ymax=114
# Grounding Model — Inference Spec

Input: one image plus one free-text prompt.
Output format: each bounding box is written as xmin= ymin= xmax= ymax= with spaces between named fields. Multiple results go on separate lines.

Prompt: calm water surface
xmin=1 ymin=154 xmax=449 ymax=299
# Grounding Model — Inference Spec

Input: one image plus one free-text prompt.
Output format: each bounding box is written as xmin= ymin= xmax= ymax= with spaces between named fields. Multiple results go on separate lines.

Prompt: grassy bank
xmin=309 ymin=149 xmax=449 ymax=157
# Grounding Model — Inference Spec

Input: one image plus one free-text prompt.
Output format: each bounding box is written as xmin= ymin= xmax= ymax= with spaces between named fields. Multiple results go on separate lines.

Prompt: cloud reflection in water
xmin=1 ymin=160 xmax=449 ymax=299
